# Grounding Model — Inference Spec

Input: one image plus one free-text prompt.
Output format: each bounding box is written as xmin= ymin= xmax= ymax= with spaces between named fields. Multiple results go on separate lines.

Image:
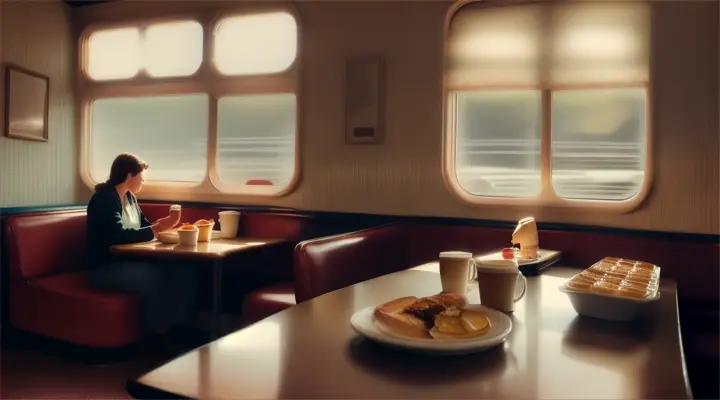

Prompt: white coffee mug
xmin=439 ymin=251 xmax=477 ymax=294
xmin=475 ymin=259 xmax=528 ymax=313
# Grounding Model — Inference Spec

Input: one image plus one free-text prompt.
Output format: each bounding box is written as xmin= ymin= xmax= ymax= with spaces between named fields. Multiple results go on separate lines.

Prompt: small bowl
xmin=177 ymin=226 xmax=199 ymax=246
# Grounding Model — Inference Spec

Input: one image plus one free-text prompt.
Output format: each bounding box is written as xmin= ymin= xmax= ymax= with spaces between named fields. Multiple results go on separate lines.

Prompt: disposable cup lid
xmin=218 ymin=210 xmax=240 ymax=216
xmin=439 ymin=251 xmax=473 ymax=260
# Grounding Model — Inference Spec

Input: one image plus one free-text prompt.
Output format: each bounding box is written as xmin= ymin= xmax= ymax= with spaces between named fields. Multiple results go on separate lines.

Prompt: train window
xmin=216 ymin=94 xmax=297 ymax=190
xmin=84 ymin=20 xmax=203 ymax=80
xmin=144 ymin=21 xmax=203 ymax=78
xmin=213 ymin=12 xmax=298 ymax=76
xmin=89 ymin=94 xmax=209 ymax=183
xmin=551 ymin=88 xmax=647 ymax=200
xmin=455 ymin=91 xmax=542 ymax=198
xmin=445 ymin=1 xmax=650 ymax=206
xmin=87 ymin=28 xmax=141 ymax=80
xmin=81 ymin=12 xmax=300 ymax=196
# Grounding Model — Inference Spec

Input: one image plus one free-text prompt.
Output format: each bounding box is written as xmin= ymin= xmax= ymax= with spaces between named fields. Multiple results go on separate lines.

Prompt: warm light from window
xmin=452 ymin=33 xmax=537 ymax=62
xmin=144 ymin=21 xmax=204 ymax=78
xmin=214 ymin=12 xmax=298 ymax=75
xmin=87 ymin=28 xmax=141 ymax=80
xmin=557 ymin=28 xmax=638 ymax=60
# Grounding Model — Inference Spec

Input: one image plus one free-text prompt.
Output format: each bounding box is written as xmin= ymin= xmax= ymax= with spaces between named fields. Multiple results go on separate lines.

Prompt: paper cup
xmin=218 ymin=211 xmax=240 ymax=239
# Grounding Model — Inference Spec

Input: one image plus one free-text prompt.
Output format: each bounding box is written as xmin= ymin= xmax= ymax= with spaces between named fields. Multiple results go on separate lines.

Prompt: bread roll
xmin=372 ymin=294 xmax=469 ymax=339
xmin=373 ymin=297 xmax=429 ymax=338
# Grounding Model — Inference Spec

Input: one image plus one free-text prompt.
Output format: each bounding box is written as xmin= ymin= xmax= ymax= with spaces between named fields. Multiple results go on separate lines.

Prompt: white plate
xmin=350 ymin=304 xmax=512 ymax=355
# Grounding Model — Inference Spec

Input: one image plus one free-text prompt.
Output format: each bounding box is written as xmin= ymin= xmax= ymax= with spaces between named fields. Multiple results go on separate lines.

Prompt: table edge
xmin=127 ymin=379 xmax=190 ymax=400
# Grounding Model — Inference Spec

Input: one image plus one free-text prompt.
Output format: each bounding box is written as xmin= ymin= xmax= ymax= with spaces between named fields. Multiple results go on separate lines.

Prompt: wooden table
xmin=111 ymin=237 xmax=285 ymax=339
xmin=127 ymin=265 xmax=691 ymax=400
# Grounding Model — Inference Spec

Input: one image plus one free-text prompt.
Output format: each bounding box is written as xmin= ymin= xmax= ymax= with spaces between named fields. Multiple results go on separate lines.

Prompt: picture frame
xmin=4 ymin=64 xmax=50 ymax=142
xmin=344 ymin=56 xmax=385 ymax=145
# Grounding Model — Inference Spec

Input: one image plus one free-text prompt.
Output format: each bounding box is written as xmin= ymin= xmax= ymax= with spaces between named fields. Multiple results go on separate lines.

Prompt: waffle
xmin=565 ymin=257 xmax=660 ymax=300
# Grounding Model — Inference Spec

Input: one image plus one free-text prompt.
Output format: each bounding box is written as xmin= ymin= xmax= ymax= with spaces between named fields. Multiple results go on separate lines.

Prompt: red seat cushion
xmin=242 ymin=282 xmax=296 ymax=325
xmin=11 ymin=270 xmax=144 ymax=347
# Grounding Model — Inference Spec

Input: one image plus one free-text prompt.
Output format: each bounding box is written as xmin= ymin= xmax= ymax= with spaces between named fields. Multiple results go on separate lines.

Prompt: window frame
xmin=210 ymin=11 xmax=300 ymax=77
xmin=78 ymin=6 xmax=302 ymax=198
xmin=441 ymin=0 xmax=653 ymax=213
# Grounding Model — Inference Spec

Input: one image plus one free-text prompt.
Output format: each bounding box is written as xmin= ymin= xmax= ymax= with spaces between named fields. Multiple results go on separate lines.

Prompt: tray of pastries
xmin=559 ymin=257 xmax=661 ymax=321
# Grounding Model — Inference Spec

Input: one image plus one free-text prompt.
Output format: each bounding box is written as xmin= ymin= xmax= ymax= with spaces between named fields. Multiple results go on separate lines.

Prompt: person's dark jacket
xmin=86 ymin=184 xmax=154 ymax=266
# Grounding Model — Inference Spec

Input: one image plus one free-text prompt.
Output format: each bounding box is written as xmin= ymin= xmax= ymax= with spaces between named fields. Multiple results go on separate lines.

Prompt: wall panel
xmin=73 ymin=1 xmax=719 ymax=234
xmin=0 ymin=0 xmax=76 ymax=208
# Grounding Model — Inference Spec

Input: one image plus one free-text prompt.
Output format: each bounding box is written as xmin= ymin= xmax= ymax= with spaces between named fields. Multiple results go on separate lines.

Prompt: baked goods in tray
xmin=373 ymin=294 xmax=491 ymax=340
xmin=564 ymin=257 xmax=660 ymax=300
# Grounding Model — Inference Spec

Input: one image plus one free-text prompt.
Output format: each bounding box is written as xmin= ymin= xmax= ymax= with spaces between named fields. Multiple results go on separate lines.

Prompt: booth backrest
xmin=294 ymin=221 xmax=719 ymax=308
xmin=293 ymin=224 xmax=408 ymax=303
xmin=4 ymin=211 xmax=88 ymax=280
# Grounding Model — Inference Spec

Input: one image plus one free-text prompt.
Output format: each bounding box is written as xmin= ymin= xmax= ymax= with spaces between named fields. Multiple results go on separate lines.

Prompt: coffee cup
xmin=475 ymin=259 xmax=527 ymax=313
xmin=169 ymin=204 xmax=182 ymax=220
xmin=439 ymin=251 xmax=477 ymax=294
xmin=218 ymin=211 xmax=241 ymax=239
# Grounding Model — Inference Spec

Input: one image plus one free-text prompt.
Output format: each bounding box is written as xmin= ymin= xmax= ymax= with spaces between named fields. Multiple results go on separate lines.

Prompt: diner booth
xmin=0 ymin=0 xmax=718 ymax=399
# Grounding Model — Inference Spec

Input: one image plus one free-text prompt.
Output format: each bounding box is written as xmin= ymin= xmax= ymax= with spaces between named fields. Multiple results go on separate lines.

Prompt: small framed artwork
xmin=344 ymin=56 xmax=385 ymax=145
xmin=4 ymin=64 xmax=50 ymax=142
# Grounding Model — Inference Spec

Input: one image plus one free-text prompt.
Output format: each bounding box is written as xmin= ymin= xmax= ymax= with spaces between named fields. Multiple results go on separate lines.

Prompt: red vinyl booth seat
xmin=242 ymin=224 xmax=409 ymax=324
xmin=5 ymin=211 xmax=144 ymax=348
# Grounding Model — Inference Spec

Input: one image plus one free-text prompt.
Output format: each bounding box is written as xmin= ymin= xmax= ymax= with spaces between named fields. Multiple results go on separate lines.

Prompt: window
xmin=81 ymin=11 xmax=299 ymax=195
xmin=214 ymin=12 xmax=298 ymax=75
xmin=144 ymin=21 xmax=204 ymax=78
xmin=85 ymin=20 xmax=203 ymax=80
xmin=216 ymin=94 xmax=296 ymax=188
xmin=446 ymin=2 xmax=650 ymax=205
xmin=551 ymin=89 xmax=646 ymax=200
xmin=87 ymin=28 xmax=141 ymax=80
xmin=90 ymin=94 xmax=209 ymax=183
xmin=456 ymin=91 xmax=541 ymax=198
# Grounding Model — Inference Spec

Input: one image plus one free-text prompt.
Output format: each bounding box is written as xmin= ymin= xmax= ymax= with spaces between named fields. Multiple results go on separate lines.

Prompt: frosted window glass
xmin=455 ymin=91 xmax=542 ymax=197
xmin=144 ymin=21 xmax=203 ymax=78
xmin=87 ymin=28 xmax=141 ymax=80
xmin=551 ymin=88 xmax=646 ymax=200
xmin=214 ymin=12 xmax=298 ymax=75
xmin=90 ymin=94 xmax=209 ymax=183
xmin=216 ymin=94 xmax=296 ymax=188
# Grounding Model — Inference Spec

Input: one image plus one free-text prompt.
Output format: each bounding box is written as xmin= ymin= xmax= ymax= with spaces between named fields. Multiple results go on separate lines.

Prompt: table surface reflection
xmin=110 ymin=237 xmax=284 ymax=260
xmin=128 ymin=265 xmax=691 ymax=400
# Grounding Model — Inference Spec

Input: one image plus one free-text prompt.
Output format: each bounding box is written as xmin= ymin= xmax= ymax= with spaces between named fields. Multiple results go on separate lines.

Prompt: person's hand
xmin=153 ymin=215 xmax=179 ymax=233
xmin=160 ymin=213 xmax=181 ymax=231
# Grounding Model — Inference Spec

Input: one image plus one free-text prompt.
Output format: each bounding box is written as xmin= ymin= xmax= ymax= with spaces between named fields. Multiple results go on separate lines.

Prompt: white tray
xmin=559 ymin=266 xmax=662 ymax=322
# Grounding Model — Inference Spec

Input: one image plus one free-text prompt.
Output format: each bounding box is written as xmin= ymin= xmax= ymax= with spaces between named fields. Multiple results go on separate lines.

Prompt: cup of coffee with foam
xmin=475 ymin=259 xmax=527 ymax=313
xmin=439 ymin=251 xmax=477 ymax=294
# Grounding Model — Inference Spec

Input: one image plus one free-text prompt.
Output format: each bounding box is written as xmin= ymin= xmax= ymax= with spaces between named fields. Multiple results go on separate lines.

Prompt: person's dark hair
xmin=94 ymin=153 xmax=149 ymax=191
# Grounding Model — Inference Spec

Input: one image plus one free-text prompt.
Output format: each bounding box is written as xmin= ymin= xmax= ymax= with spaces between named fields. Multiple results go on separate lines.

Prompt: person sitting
xmin=85 ymin=152 xmax=197 ymax=354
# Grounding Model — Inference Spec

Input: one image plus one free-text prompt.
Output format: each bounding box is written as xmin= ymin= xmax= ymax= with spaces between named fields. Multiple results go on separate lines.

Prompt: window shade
xmin=446 ymin=4 xmax=546 ymax=88
xmin=549 ymin=2 xmax=650 ymax=86
xmin=446 ymin=1 xmax=650 ymax=89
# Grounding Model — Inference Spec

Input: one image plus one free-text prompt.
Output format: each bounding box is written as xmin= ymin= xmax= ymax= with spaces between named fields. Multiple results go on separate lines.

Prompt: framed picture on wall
xmin=4 ymin=64 xmax=50 ymax=142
